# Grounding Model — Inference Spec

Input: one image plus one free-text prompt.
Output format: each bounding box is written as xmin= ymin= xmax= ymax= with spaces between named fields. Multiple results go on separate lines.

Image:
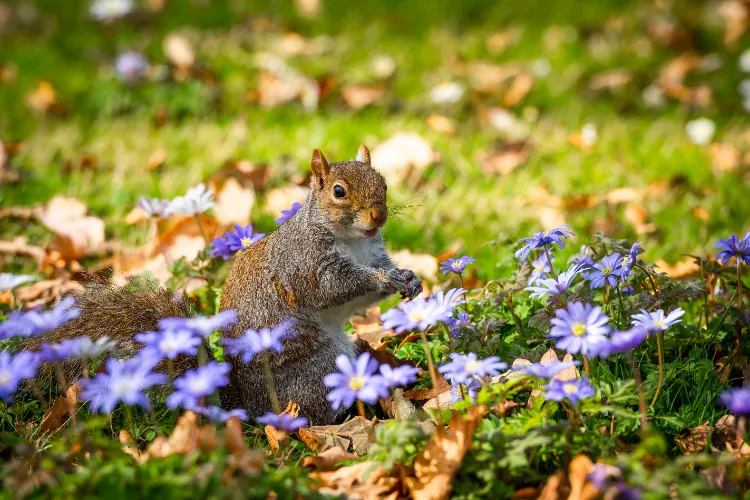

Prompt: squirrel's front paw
xmin=394 ymin=268 xmax=423 ymax=300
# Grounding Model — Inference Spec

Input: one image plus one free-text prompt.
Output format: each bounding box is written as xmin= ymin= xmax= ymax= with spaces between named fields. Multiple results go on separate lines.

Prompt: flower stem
xmin=357 ymin=400 xmax=366 ymax=419
xmin=627 ymin=352 xmax=648 ymax=430
xmin=418 ymin=330 xmax=444 ymax=430
xmin=582 ymin=355 xmax=591 ymax=378
xmin=458 ymin=273 xmax=468 ymax=302
xmin=194 ymin=214 xmax=210 ymax=246
xmin=635 ymin=263 xmax=658 ymax=297
xmin=262 ymin=353 xmax=281 ymax=414
xmin=650 ymin=331 xmax=664 ymax=408
xmin=736 ymin=260 xmax=744 ymax=312
xmin=544 ymin=246 xmax=558 ymax=280
xmin=616 ymin=286 xmax=625 ymax=329
xmin=151 ymin=218 xmax=172 ymax=266
xmin=507 ymin=294 xmax=525 ymax=336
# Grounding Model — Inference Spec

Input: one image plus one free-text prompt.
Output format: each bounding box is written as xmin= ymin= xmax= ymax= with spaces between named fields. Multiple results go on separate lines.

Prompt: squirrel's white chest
xmin=335 ymin=238 xmax=386 ymax=267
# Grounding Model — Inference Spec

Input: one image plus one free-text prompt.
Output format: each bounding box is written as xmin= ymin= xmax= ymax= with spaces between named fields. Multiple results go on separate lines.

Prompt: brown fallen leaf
xmin=405 ymin=405 xmax=486 ymax=500
xmin=146 ymin=149 xmax=166 ymax=171
xmin=588 ymin=69 xmax=633 ymax=91
xmin=503 ymin=72 xmax=533 ymax=107
xmin=370 ymin=133 xmax=439 ymax=186
xmin=693 ymin=207 xmax=710 ymax=221
xmin=674 ymin=421 xmax=713 ymax=454
xmin=301 ymin=445 xmax=358 ymax=471
xmin=125 ymin=207 xmax=148 ymax=225
xmin=264 ymin=401 xmax=300 ymax=453
xmin=391 ymin=249 xmax=439 ymax=282
xmin=718 ymin=0 xmax=748 ymax=46
xmin=313 ymin=460 xmax=400 ymax=500
xmin=294 ymin=0 xmax=321 ymax=17
xmin=605 ymin=187 xmax=641 ymax=205
xmin=155 ymin=214 xmax=217 ymax=260
xmin=119 ymin=430 xmax=142 ymax=461
xmin=466 ymin=62 xmax=521 ymax=92
xmin=164 ymin=33 xmax=195 ymax=69
xmin=38 ymin=196 xmax=106 ymax=261
xmin=305 ymin=416 xmax=376 ymax=455
xmin=426 ymin=114 xmax=456 ymax=135
xmin=654 ymin=257 xmax=700 ymax=278
xmin=340 ymin=85 xmax=384 ymax=109
xmin=213 ymin=177 xmax=255 ymax=226
xmin=349 ymin=306 xmax=396 ymax=349
xmin=403 ymin=372 xmax=451 ymax=400
xmin=264 ymin=185 xmax=309 ymax=218
xmin=623 ymin=203 xmax=656 ymax=235
xmin=144 ymin=411 xmax=200 ymax=460
xmin=709 ymin=142 xmax=740 ymax=173
xmin=538 ymin=455 xmax=600 ymax=500
xmin=482 ymin=141 xmax=530 ymax=176
xmin=39 ymin=385 xmax=79 ymax=434
xmin=26 ymin=81 xmax=60 ymax=114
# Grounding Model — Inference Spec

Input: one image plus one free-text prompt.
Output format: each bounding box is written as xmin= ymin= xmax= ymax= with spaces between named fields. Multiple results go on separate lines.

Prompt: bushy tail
xmin=26 ymin=277 xmax=190 ymax=386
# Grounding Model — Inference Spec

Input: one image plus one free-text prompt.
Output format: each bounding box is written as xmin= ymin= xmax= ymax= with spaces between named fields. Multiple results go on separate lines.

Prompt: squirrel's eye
xmin=333 ymin=185 xmax=346 ymax=199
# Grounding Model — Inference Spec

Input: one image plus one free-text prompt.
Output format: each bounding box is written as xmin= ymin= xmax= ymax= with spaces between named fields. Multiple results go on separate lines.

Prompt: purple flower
xmin=587 ymin=463 xmax=621 ymax=490
xmin=432 ymin=288 xmax=467 ymax=310
xmin=719 ymin=387 xmax=750 ymax=416
xmin=586 ymin=253 xmax=623 ymax=289
xmin=167 ymin=362 xmax=231 ymax=409
xmin=39 ymin=336 xmax=117 ymax=362
xmin=257 ymin=412 xmax=309 ymax=431
xmin=548 ymin=302 xmax=611 ymax=356
xmin=222 ymin=318 xmax=297 ymax=363
xmin=515 ymin=225 xmax=575 ymax=261
xmin=79 ymin=353 xmax=167 ymax=413
xmin=0 ymin=297 xmax=80 ymax=340
xmin=630 ymin=308 xmax=685 ymax=333
xmin=591 ymin=327 xmax=648 ymax=359
xmin=618 ymin=243 xmax=642 ymax=278
xmin=440 ymin=256 xmax=476 ymax=275
xmin=446 ymin=312 xmax=471 ymax=338
xmin=525 ymin=263 xmax=584 ymax=298
xmin=170 ymin=184 xmax=215 ymax=216
xmin=450 ymin=379 xmax=481 ymax=404
xmin=323 ymin=352 xmax=389 ymax=410
xmin=518 ymin=360 xmax=580 ymax=379
xmin=275 ymin=202 xmax=302 ymax=224
xmin=209 ymin=237 xmax=234 ymax=260
xmin=226 ymin=224 xmax=265 ymax=251
xmin=158 ymin=310 xmax=238 ymax=337
xmin=135 ymin=329 xmax=201 ymax=360
xmin=569 ymin=245 xmax=595 ymax=270
xmin=621 ymin=285 xmax=635 ymax=296
xmin=529 ymin=252 xmax=554 ymax=285
xmin=193 ymin=405 xmax=249 ymax=423
xmin=381 ymin=295 xmax=455 ymax=334
xmin=613 ymin=483 xmax=641 ymax=500
xmin=438 ymin=352 xmax=507 ymax=385
xmin=544 ymin=377 xmax=595 ymax=405
xmin=137 ymin=197 xmax=173 ymax=219
xmin=715 ymin=233 xmax=750 ymax=265
xmin=0 ymin=273 xmax=37 ymax=292
xmin=115 ymin=51 xmax=149 ymax=81
xmin=0 ymin=351 xmax=41 ymax=403
xmin=379 ymin=364 xmax=420 ymax=388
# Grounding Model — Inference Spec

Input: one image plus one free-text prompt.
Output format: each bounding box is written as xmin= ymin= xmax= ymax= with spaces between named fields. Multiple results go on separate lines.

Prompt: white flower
xmin=371 ymin=54 xmax=396 ymax=79
xmin=739 ymin=80 xmax=750 ymax=98
xmin=429 ymin=82 xmax=464 ymax=104
xmin=685 ymin=118 xmax=715 ymax=145
xmin=171 ymin=184 xmax=215 ymax=215
xmin=532 ymin=58 xmax=551 ymax=78
xmin=90 ymin=0 xmax=133 ymax=21
xmin=739 ymin=48 xmax=750 ymax=73
xmin=581 ymin=123 xmax=597 ymax=146
xmin=642 ymin=84 xmax=665 ymax=109
xmin=0 ymin=274 xmax=37 ymax=292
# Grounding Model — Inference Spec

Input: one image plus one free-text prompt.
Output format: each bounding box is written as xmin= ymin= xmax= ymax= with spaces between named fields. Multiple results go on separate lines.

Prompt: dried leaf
xmin=341 ymin=85 xmax=384 ymax=109
xmin=718 ymin=0 xmax=748 ymax=45
xmin=164 ymin=33 xmax=195 ymax=68
xmin=125 ymin=207 xmax=148 ymax=225
xmin=482 ymin=142 xmax=530 ymax=176
xmin=556 ymin=353 xmax=580 ymax=381
xmin=674 ymin=422 xmax=712 ymax=454
xmin=144 ymin=411 xmax=200 ymax=460
xmin=39 ymin=385 xmax=79 ymax=434
xmin=654 ymin=258 xmax=700 ymax=278
xmin=426 ymin=114 xmax=456 ymax=135
xmin=313 ymin=460 xmax=399 ymax=500
xmin=294 ymin=0 xmax=321 ymax=17
xmin=709 ymin=142 xmax=740 ymax=173
xmin=155 ymin=214 xmax=217 ymax=261
xmin=119 ymin=430 xmax=142 ymax=461
xmin=406 ymin=405 xmax=486 ymax=500
xmin=306 ymin=416 xmax=375 ymax=455
xmin=264 ymin=401 xmax=300 ymax=453
xmin=605 ymin=187 xmax=641 ymax=205
xmin=391 ymin=249 xmax=439 ymax=282
xmin=502 ymin=72 xmax=533 ymax=107
xmin=26 ymin=81 xmax=58 ymax=114
xmin=224 ymin=416 xmax=249 ymax=456
xmin=301 ymin=445 xmax=358 ymax=470
xmin=588 ymin=69 xmax=633 ymax=91
xmin=0 ymin=277 xmax=82 ymax=308
xmin=349 ymin=306 xmax=396 ymax=349
xmin=404 ymin=372 xmax=450 ymax=400
xmin=264 ymin=185 xmax=309 ymax=217
xmin=213 ymin=178 xmax=255 ymax=226
xmin=466 ymin=62 xmax=521 ymax=92
xmin=38 ymin=196 xmax=106 ymax=260
xmin=567 ymin=455 xmax=599 ymax=500
xmin=146 ymin=149 xmax=166 ymax=171
xmin=371 ymin=133 xmax=439 ymax=185
xmin=623 ymin=203 xmax=656 ymax=235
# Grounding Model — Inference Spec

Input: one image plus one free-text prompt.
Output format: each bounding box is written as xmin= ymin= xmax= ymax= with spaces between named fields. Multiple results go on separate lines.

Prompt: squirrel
xmin=27 ymin=145 xmax=423 ymax=425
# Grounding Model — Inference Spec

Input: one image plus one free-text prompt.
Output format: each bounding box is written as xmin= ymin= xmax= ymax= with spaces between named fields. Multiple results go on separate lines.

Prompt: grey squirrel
xmin=29 ymin=145 xmax=423 ymax=425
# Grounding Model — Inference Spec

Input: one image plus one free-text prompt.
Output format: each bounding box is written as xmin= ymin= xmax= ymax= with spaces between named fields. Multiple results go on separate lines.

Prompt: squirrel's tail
xmin=26 ymin=277 xmax=190 ymax=387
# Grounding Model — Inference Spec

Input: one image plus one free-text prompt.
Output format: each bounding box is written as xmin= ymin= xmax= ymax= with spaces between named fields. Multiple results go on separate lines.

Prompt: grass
xmin=0 ymin=0 xmax=749 ymax=497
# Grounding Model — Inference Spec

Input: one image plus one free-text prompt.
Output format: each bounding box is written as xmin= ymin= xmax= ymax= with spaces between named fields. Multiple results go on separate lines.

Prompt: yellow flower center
xmin=652 ymin=319 xmax=663 ymax=329
xmin=571 ymin=323 xmax=587 ymax=336
xmin=563 ymin=383 xmax=578 ymax=394
xmin=159 ymin=339 xmax=177 ymax=353
xmin=241 ymin=237 xmax=252 ymax=247
xmin=409 ymin=311 xmax=425 ymax=322
xmin=348 ymin=376 xmax=366 ymax=390
xmin=622 ymin=257 xmax=630 ymax=265
xmin=601 ymin=266 xmax=613 ymax=276
xmin=465 ymin=361 xmax=479 ymax=372
xmin=0 ymin=371 xmax=9 ymax=387
xmin=451 ymin=262 xmax=462 ymax=270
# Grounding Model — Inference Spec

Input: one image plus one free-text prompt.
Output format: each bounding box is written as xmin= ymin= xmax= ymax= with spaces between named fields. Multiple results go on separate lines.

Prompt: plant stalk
xmin=418 ymin=330 xmax=444 ymax=430
xmin=650 ymin=331 xmax=664 ymax=407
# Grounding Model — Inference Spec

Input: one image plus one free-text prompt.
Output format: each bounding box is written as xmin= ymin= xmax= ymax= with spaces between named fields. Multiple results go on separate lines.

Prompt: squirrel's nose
xmin=370 ymin=206 xmax=387 ymax=227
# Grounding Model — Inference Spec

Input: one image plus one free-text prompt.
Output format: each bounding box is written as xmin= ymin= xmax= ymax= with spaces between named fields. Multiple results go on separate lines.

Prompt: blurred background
xmin=1 ymin=0 xmax=750 ymax=280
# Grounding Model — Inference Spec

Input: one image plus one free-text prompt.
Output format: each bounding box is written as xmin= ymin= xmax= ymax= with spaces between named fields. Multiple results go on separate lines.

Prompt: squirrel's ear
xmin=310 ymin=149 xmax=330 ymax=190
xmin=355 ymin=144 xmax=371 ymax=165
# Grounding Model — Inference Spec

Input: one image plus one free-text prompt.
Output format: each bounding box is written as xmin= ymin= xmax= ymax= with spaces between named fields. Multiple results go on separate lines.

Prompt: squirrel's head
xmin=309 ymin=145 xmax=388 ymax=240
